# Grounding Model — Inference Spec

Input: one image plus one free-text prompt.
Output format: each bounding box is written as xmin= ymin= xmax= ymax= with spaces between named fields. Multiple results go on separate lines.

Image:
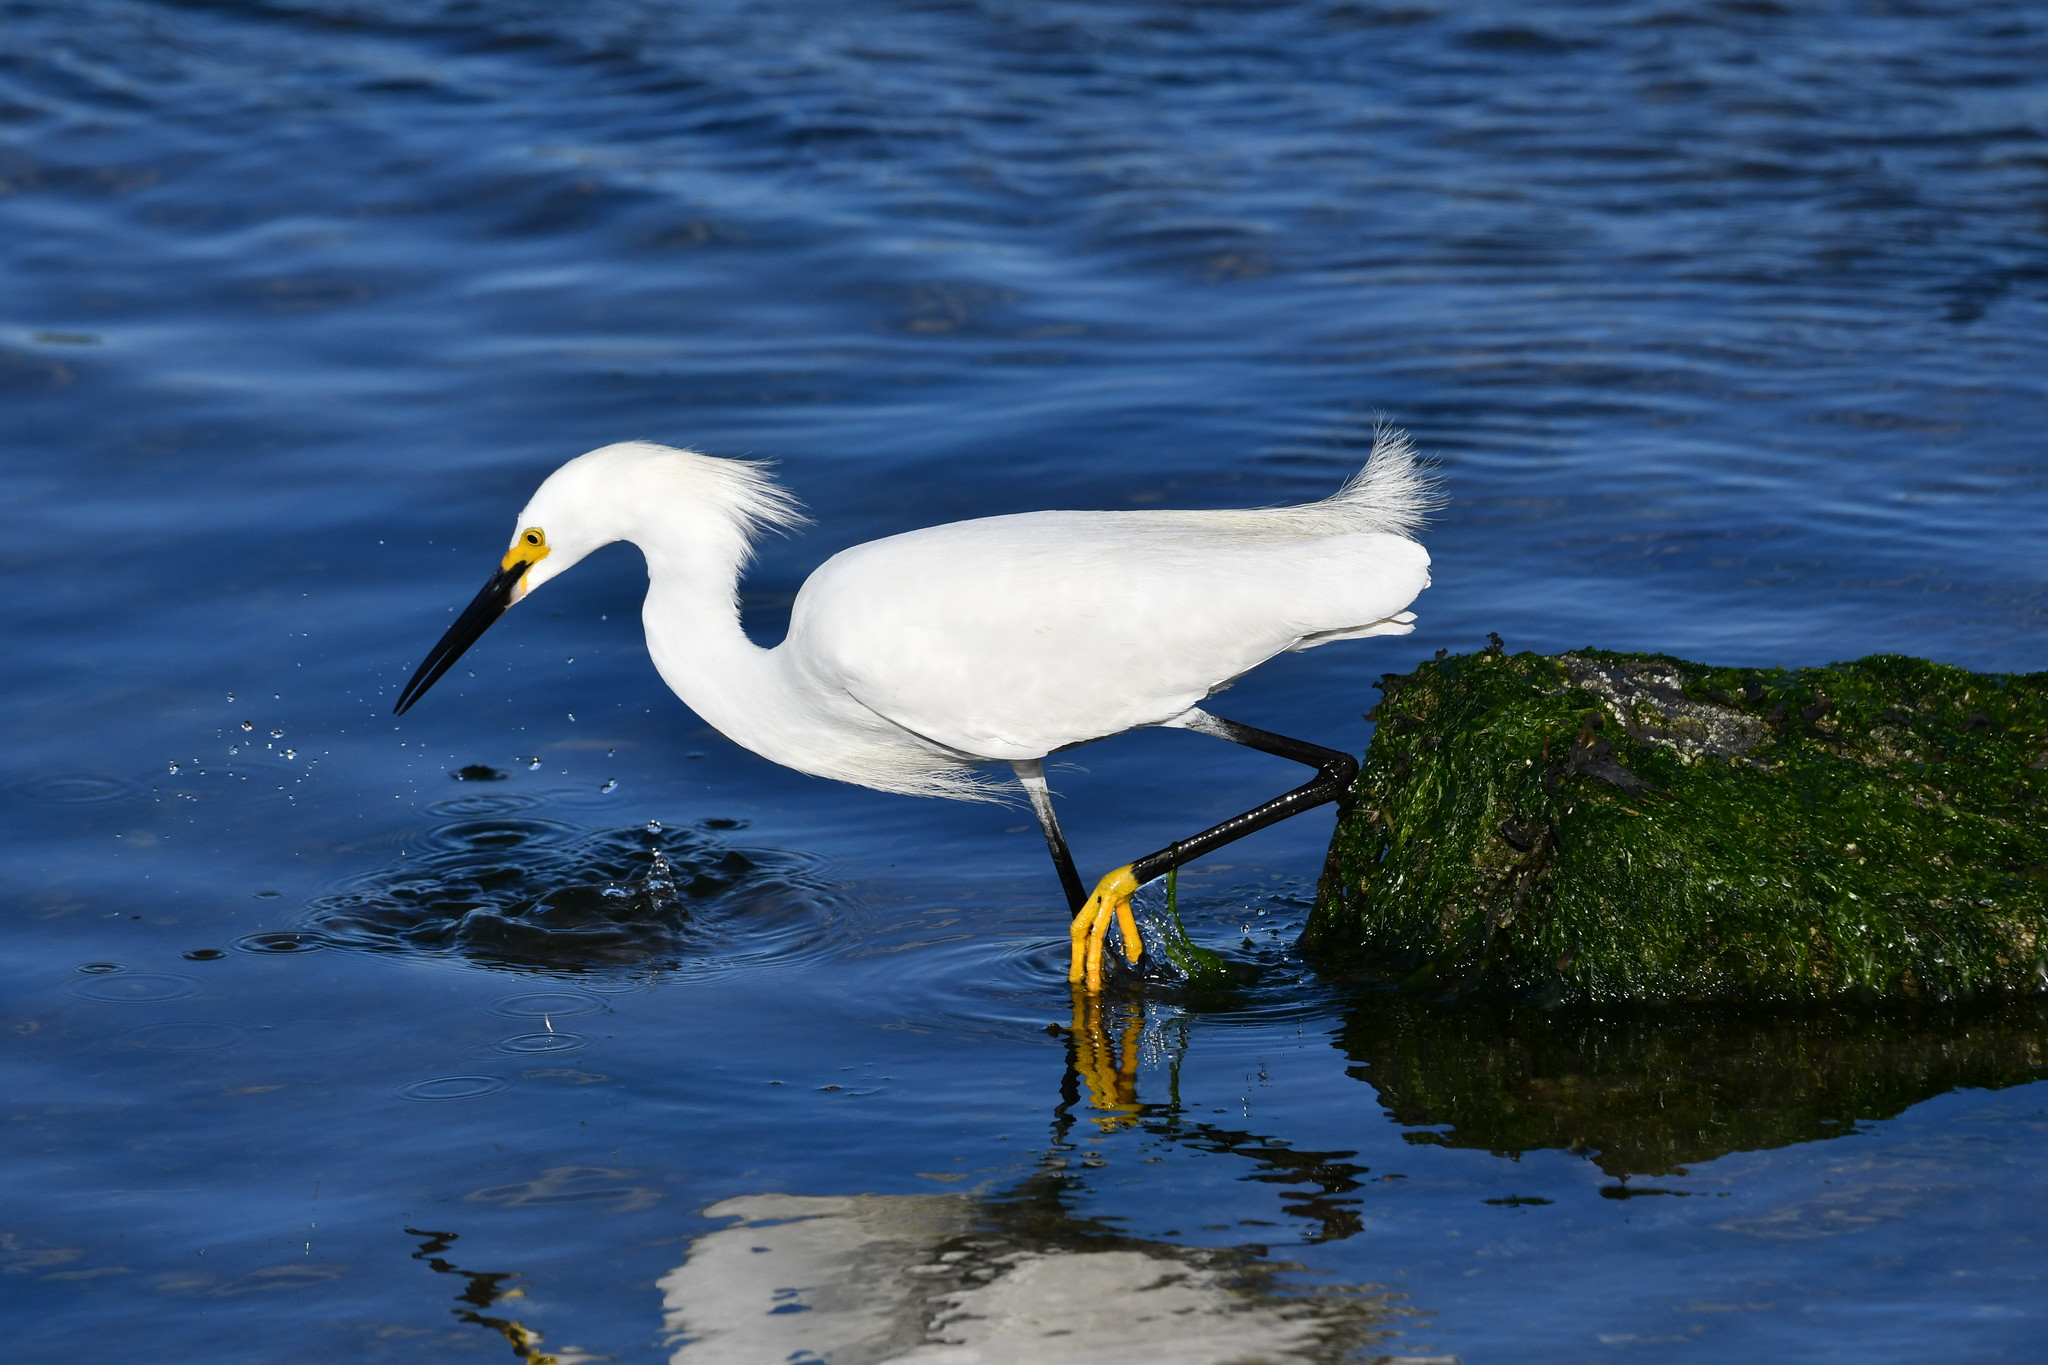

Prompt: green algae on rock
xmin=1306 ymin=646 xmax=2048 ymax=1003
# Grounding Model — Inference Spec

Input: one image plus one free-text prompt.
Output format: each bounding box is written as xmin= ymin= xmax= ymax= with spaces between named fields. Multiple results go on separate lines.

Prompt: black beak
xmin=393 ymin=559 xmax=529 ymax=715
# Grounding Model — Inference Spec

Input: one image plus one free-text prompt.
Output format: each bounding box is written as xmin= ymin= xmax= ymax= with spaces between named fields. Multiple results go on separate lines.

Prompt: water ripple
xmin=398 ymin=1075 xmax=510 ymax=1103
xmin=69 ymin=972 xmax=200 ymax=1004
xmin=11 ymin=775 xmax=139 ymax=805
xmin=295 ymin=817 xmax=842 ymax=979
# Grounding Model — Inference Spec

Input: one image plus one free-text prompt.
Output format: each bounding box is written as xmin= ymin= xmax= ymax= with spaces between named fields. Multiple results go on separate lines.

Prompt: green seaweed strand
xmin=1156 ymin=845 xmax=1230 ymax=987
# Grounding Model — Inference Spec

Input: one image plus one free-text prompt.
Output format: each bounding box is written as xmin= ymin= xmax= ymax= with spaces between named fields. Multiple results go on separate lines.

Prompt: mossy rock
xmin=1305 ymin=647 xmax=2048 ymax=1003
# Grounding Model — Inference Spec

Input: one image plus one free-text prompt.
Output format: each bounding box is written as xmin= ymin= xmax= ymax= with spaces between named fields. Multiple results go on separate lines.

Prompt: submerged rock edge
xmin=1305 ymin=647 xmax=2048 ymax=1004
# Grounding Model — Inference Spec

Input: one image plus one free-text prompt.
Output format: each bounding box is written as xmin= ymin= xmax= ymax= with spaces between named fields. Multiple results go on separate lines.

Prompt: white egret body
xmin=396 ymin=429 xmax=1433 ymax=989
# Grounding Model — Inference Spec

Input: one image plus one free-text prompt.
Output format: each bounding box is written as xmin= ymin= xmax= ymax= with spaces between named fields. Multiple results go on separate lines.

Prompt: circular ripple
xmin=543 ymin=783 xmax=637 ymax=811
xmin=489 ymin=991 xmax=603 ymax=1019
xmin=120 ymin=1020 xmax=245 ymax=1052
xmin=76 ymin=962 xmax=125 ymax=975
xmin=234 ymin=931 xmax=328 ymax=955
xmin=13 ymin=774 xmax=139 ymax=805
xmin=572 ymin=976 xmax=653 ymax=995
xmin=69 ymin=972 xmax=200 ymax=1003
xmin=428 ymin=793 xmax=543 ymax=819
xmin=494 ymin=1031 xmax=588 ymax=1054
xmin=421 ymin=818 xmax=582 ymax=855
xmin=398 ymin=1075 xmax=508 ymax=1102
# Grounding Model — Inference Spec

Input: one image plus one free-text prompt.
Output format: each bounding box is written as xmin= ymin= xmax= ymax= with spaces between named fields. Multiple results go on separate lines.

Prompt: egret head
xmin=392 ymin=442 xmax=803 ymax=716
xmin=389 ymin=451 xmax=630 ymax=716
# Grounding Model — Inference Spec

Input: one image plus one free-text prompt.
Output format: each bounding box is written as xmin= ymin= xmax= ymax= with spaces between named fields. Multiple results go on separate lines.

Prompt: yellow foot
xmin=1068 ymin=864 xmax=1144 ymax=992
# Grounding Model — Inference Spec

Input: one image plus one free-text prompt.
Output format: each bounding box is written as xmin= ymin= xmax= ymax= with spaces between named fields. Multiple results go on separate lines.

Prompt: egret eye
xmin=524 ymin=531 xmax=544 ymax=546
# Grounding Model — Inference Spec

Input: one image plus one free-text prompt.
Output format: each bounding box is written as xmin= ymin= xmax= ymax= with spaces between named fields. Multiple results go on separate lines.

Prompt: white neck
xmin=522 ymin=441 xmax=966 ymax=794
xmin=637 ymin=529 xmax=790 ymax=758
xmin=635 ymin=523 xmax=916 ymax=786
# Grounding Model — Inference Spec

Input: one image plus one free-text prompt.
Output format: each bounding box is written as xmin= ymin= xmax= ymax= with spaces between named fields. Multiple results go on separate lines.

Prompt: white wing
xmin=786 ymin=509 xmax=1430 ymax=760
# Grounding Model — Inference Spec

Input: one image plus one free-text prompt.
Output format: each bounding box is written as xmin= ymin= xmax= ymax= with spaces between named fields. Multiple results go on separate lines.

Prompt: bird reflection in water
xmin=658 ymin=1026 xmax=1407 ymax=1365
xmin=402 ymin=1018 xmax=1406 ymax=1364
xmin=404 ymin=1227 xmax=602 ymax=1365
xmin=1061 ymin=987 xmax=1148 ymax=1129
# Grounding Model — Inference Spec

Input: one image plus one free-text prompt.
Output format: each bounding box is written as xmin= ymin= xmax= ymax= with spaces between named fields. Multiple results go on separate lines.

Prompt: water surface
xmin=4 ymin=1 xmax=2045 ymax=1360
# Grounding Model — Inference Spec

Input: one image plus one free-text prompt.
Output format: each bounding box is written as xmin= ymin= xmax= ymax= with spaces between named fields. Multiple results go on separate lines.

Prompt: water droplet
xmin=240 ymin=721 xmax=254 ymax=732
xmin=283 ymin=750 xmax=296 ymax=760
xmin=524 ymin=756 xmax=542 ymax=771
xmin=566 ymin=713 xmax=576 ymax=722
xmin=269 ymin=729 xmax=284 ymax=739
xmin=167 ymin=762 xmax=180 ymax=774
xmin=228 ymin=746 xmax=240 ymax=755
xmin=645 ymin=819 xmax=663 ymax=834
xmin=226 ymin=694 xmax=235 ymax=703
xmin=599 ymin=779 xmax=618 ymax=794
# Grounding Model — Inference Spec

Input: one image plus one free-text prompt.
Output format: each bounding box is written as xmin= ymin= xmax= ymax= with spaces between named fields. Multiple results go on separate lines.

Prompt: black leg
xmin=1128 ymin=709 xmax=1359 ymax=884
xmin=1013 ymin=759 xmax=1088 ymax=913
xmin=1067 ymin=708 xmax=1361 ymax=991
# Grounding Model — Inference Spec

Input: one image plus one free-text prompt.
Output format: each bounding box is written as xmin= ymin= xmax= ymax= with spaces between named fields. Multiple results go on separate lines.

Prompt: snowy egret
xmin=394 ymin=431 xmax=1432 ymax=990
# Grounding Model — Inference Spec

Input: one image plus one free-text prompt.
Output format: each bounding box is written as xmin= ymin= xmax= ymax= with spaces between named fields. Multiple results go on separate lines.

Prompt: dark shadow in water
xmin=291 ymin=803 xmax=832 ymax=977
xmin=1334 ymin=992 xmax=2048 ymax=1178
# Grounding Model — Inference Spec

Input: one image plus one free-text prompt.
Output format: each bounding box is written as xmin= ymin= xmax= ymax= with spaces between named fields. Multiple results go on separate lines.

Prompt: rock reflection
xmin=1336 ymin=993 xmax=2048 ymax=1177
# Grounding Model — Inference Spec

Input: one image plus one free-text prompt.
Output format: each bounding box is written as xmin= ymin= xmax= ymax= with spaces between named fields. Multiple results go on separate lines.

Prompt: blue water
xmin=4 ymin=1 xmax=2046 ymax=1359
